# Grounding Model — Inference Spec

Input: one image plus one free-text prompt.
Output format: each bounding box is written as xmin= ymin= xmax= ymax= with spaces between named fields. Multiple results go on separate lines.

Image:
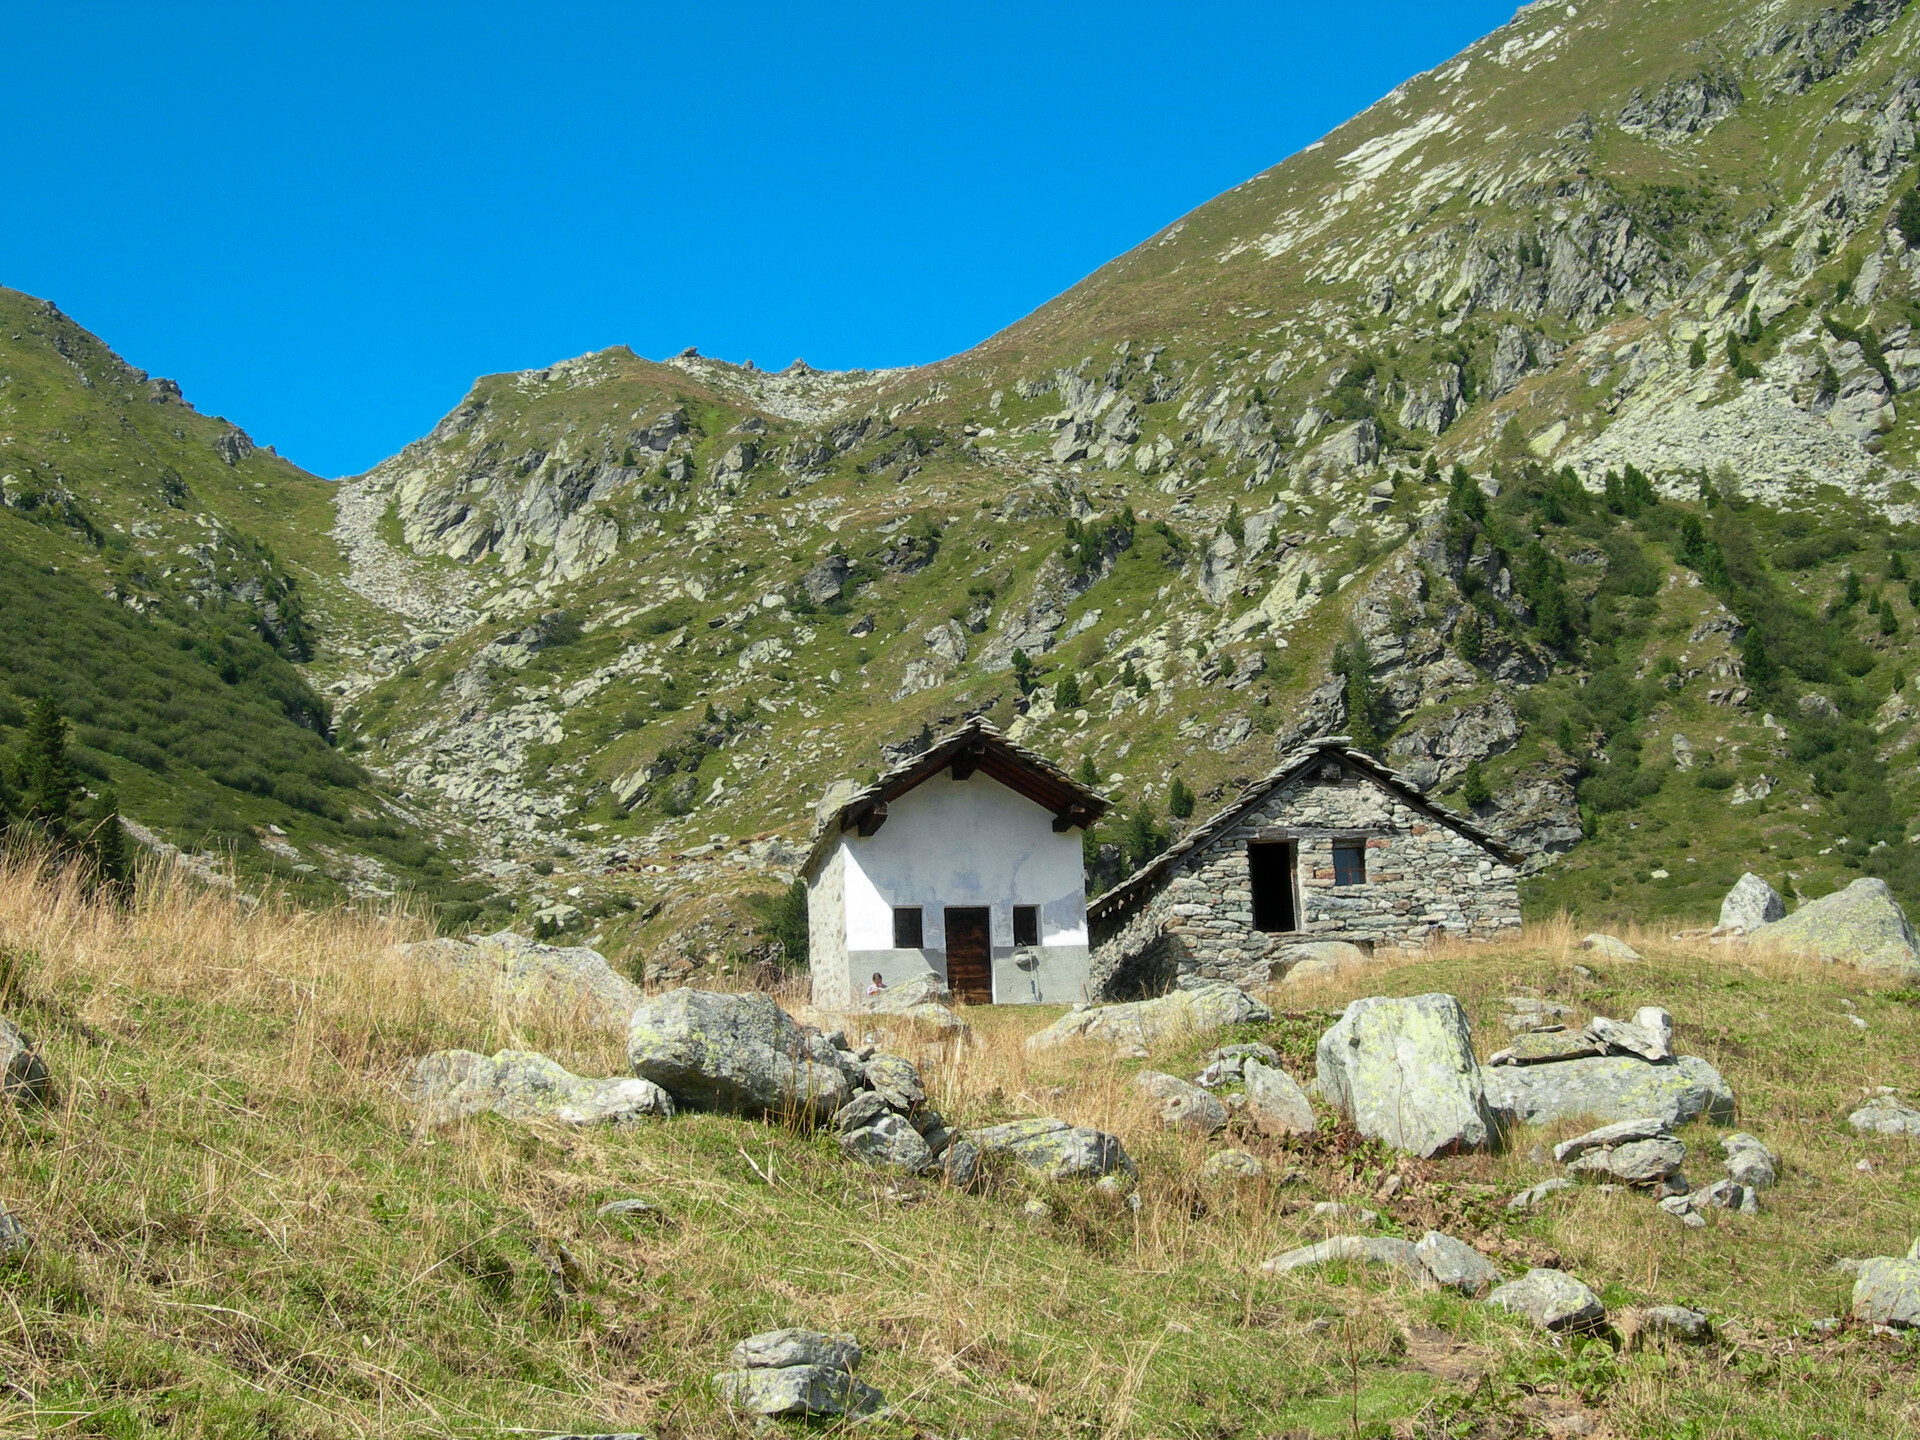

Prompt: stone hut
xmin=1088 ymin=736 xmax=1521 ymax=997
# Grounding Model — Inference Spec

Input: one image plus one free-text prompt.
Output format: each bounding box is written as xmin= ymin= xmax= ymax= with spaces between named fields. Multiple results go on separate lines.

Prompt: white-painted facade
xmin=807 ymin=770 xmax=1092 ymax=1010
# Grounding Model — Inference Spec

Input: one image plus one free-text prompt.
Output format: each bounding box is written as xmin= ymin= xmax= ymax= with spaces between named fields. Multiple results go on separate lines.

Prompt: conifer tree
xmin=1168 ymin=776 xmax=1195 ymax=819
xmin=1054 ymin=672 xmax=1082 ymax=710
xmin=22 ymin=696 xmax=77 ymax=841
xmin=87 ymin=788 xmax=132 ymax=897
xmin=1076 ymin=755 xmax=1099 ymax=788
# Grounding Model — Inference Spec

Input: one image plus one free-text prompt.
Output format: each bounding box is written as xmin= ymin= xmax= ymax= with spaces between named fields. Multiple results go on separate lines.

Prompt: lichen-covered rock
xmin=1025 ymin=984 xmax=1271 ymax=1051
xmin=409 ymin=1050 xmax=673 ymax=1126
xmin=1134 ymin=1071 xmax=1229 ymax=1134
xmin=838 ymin=1113 xmax=935 ymax=1171
xmin=1591 ymin=1015 xmax=1670 ymax=1062
xmin=401 ymin=931 xmax=642 ymax=1030
xmin=1552 ymin=1116 xmax=1675 ymax=1164
xmin=1489 ymin=1030 xmax=1604 ymax=1065
xmin=939 ymin=1137 xmax=983 ymax=1189
xmin=627 ymin=988 xmax=852 ymax=1121
xmin=1566 ymin=1136 xmax=1687 ymax=1185
xmin=1263 ymin=1235 xmax=1430 ymax=1281
xmin=0 ymin=1015 xmax=50 ymax=1107
xmin=832 ymin=1091 xmax=893 ymax=1134
xmin=1718 ymin=872 xmax=1786 ymax=933
xmin=1482 ymin=1054 xmax=1733 ymax=1128
xmin=1852 ymin=1258 xmax=1920 ymax=1328
xmin=1847 ymin=1093 xmax=1920 ymax=1136
xmin=966 ymin=1118 xmax=1136 ymax=1181
xmin=1201 ymin=1148 xmax=1267 ymax=1181
xmin=1485 ymin=1269 xmax=1606 ymax=1331
xmin=0 ymin=1204 xmax=29 ymax=1256
xmin=1749 ymin=878 xmax=1920 ymax=976
xmin=1722 ymin=1132 xmax=1778 ymax=1190
xmin=1635 ymin=1305 xmax=1711 ymax=1343
xmin=1315 ymin=994 xmax=1492 ymax=1157
xmin=861 ymin=1054 xmax=926 ymax=1112
xmin=1580 ymin=933 xmax=1641 ymax=961
xmin=714 ymin=1366 xmax=883 ymax=1418
xmin=1243 ymin=1059 xmax=1316 ymax=1137
xmin=1658 ymin=1177 xmax=1758 ymax=1224
xmin=730 ymin=1330 xmax=863 ymax=1372
xmin=864 ymin=971 xmax=949 ymax=1013
xmin=1415 ymin=1231 xmax=1502 ymax=1297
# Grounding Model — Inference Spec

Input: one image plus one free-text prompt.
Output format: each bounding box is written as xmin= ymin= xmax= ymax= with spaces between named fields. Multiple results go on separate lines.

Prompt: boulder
xmin=1580 ymin=933 xmax=1642 ymax=961
xmin=409 ymin=1050 xmax=673 ymax=1126
xmin=1485 ymin=1269 xmax=1606 ymax=1331
xmin=1635 ymin=1305 xmax=1711 ymax=1343
xmin=1243 ymin=1059 xmax=1316 ymax=1137
xmin=1633 ymin=1007 xmax=1675 ymax=1052
xmin=861 ymin=1054 xmax=926 ymax=1112
xmin=1566 ymin=1136 xmax=1687 ymax=1185
xmin=1196 ymin=1042 xmax=1281 ymax=1087
xmin=1415 ymin=1231 xmax=1502 ymax=1298
xmin=938 ymin=1137 xmax=982 ymax=1189
xmin=715 ymin=1328 xmax=883 ymax=1418
xmin=1591 ymin=1015 xmax=1671 ymax=1063
xmin=1025 ymin=984 xmax=1271 ymax=1051
xmin=966 ymin=1118 xmax=1136 ymax=1181
xmin=1748 ymin=878 xmax=1920 ymax=976
xmin=627 ymin=989 xmax=853 ymax=1121
xmin=1201 ymin=1148 xmax=1267 ymax=1181
xmin=1261 ymin=1235 xmax=1430 ymax=1281
xmin=402 ymin=931 xmax=642 ymax=1031
xmin=1851 ymin=1258 xmax=1920 ymax=1328
xmin=832 ymin=1091 xmax=893 ymax=1134
xmin=730 ymin=1330 xmax=862 ymax=1372
xmin=1552 ymin=1117 xmax=1675 ymax=1163
xmin=1482 ymin=1054 xmax=1734 ymax=1129
xmin=1718 ymin=872 xmax=1786 ymax=933
xmin=1278 ymin=941 xmax=1372 ymax=985
xmin=1721 ymin=1132 xmax=1777 ymax=1190
xmin=715 ymin=1367 xmax=883 ymax=1418
xmin=838 ymin=1114 xmax=935 ymax=1171
xmin=1847 ymin=1093 xmax=1920 ymax=1136
xmin=1489 ymin=1030 xmax=1604 ymax=1065
xmin=1134 ymin=1071 xmax=1229 ymax=1135
xmin=0 ymin=1015 xmax=50 ymax=1107
xmin=864 ymin=971 xmax=949 ymax=1014
xmin=1657 ymin=1178 xmax=1758 ymax=1224
xmin=1314 ymin=994 xmax=1492 ymax=1157
xmin=0 ymin=1204 xmax=29 ymax=1256
xmin=1506 ymin=1178 xmax=1573 ymax=1211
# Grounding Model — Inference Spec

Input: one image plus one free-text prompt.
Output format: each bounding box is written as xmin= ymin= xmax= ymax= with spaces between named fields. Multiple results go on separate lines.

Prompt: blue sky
xmin=6 ymin=3 xmax=1514 ymax=476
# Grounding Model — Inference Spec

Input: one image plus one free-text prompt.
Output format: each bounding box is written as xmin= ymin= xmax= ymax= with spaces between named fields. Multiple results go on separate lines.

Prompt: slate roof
xmin=1086 ymin=736 xmax=1521 ymax=926
xmin=801 ymin=717 xmax=1110 ymax=879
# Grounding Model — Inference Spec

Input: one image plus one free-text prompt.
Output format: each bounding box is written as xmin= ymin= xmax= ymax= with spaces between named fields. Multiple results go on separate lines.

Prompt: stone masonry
xmin=1089 ymin=743 xmax=1520 ymax=996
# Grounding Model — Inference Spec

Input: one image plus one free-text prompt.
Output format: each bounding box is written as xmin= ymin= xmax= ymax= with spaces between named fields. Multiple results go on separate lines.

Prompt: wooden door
xmin=943 ymin=906 xmax=993 ymax=1004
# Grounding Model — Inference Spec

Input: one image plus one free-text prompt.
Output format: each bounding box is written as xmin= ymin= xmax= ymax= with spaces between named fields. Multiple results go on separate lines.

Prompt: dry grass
xmin=3 ymin=871 xmax=1919 ymax=1438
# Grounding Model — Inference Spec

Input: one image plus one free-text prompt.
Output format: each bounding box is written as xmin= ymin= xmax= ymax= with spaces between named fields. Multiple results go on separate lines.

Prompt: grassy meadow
xmin=0 ymin=864 xmax=1917 ymax=1438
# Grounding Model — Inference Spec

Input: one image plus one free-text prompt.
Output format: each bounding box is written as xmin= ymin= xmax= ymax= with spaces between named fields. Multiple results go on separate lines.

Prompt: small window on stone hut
xmin=1012 ymin=905 xmax=1039 ymax=947
xmin=1332 ymin=840 xmax=1367 ymax=887
xmin=893 ymin=906 xmax=924 ymax=949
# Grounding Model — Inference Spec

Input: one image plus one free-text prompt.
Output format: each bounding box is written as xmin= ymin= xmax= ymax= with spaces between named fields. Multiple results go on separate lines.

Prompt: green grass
xmin=4 ymin=867 xmax=1920 ymax=1437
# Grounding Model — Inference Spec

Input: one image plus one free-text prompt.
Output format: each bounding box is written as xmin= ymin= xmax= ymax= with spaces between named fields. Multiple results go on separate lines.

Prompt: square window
xmin=1012 ymin=905 xmax=1039 ymax=947
xmin=892 ymin=906 xmax=924 ymax=949
xmin=1332 ymin=841 xmax=1367 ymax=887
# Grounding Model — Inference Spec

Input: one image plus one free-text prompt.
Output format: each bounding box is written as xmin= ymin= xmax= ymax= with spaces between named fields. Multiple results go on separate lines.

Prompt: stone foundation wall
xmin=1091 ymin=769 xmax=1520 ymax=994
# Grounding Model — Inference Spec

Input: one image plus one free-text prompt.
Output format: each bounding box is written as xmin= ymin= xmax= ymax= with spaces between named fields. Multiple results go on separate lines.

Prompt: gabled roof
xmin=1087 ymin=736 xmax=1521 ymax=926
xmin=802 ymin=717 xmax=1110 ymax=877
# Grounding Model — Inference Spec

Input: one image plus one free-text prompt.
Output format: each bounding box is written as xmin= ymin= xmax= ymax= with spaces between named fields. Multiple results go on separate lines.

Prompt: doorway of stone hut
xmin=1249 ymin=840 xmax=1298 ymax=933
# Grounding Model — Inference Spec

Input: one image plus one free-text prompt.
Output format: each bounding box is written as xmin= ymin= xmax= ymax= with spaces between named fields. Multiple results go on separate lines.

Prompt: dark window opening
xmin=892 ymin=906 xmax=924 ymax=949
xmin=1012 ymin=905 xmax=1039 ymax=947
xmin=1249 ymin=841 xmax=1297 ymax=933
xmin=1333 ymin=840 xmax=1367 ymax=887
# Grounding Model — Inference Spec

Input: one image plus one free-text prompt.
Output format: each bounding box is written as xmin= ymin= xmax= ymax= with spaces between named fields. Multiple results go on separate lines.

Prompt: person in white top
xmin=864 ymin=972 xmax=885 ymax=997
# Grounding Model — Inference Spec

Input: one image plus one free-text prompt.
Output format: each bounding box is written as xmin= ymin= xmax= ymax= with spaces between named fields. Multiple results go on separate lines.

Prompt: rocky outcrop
xmin=1482 ymin=1053 xmax=1734 ymax=1129
xmin=1748 ymin=878 xmax=1920 ymax=976
xmin=626 ymin=989 xmax=853 ymax=1121
xmin=1718 ymin=873 xmax=1786 ymax=933
xmin=965 ymin=1117 xmax=1136 ymax=1182
xmin=409 ymin=1049 xmax=673 ymax=1126
xmin=1025 ymin=984 xmax=1271 ymax=1052
xmin=1315 ymin=994 xmax=1493 ymax=1157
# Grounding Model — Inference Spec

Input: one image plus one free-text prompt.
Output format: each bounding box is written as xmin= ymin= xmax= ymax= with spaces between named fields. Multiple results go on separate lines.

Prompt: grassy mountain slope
xmin=321 ymin=0 xmax=1920 ymax=970
xmin=0 ymin=289 xmax=479 ymax=906
xmin=4 ymin=868 xmax=1918 ymax=1437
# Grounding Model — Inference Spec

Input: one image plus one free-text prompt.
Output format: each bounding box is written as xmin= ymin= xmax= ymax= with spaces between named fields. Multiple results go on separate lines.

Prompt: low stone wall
xmin=1091 ymin=770 xmax=1520 ymax=995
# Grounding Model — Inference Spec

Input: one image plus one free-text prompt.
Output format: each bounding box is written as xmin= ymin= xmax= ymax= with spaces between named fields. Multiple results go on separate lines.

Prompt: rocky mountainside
xmin=13 ymin=0 xmax=1920 ymax=974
